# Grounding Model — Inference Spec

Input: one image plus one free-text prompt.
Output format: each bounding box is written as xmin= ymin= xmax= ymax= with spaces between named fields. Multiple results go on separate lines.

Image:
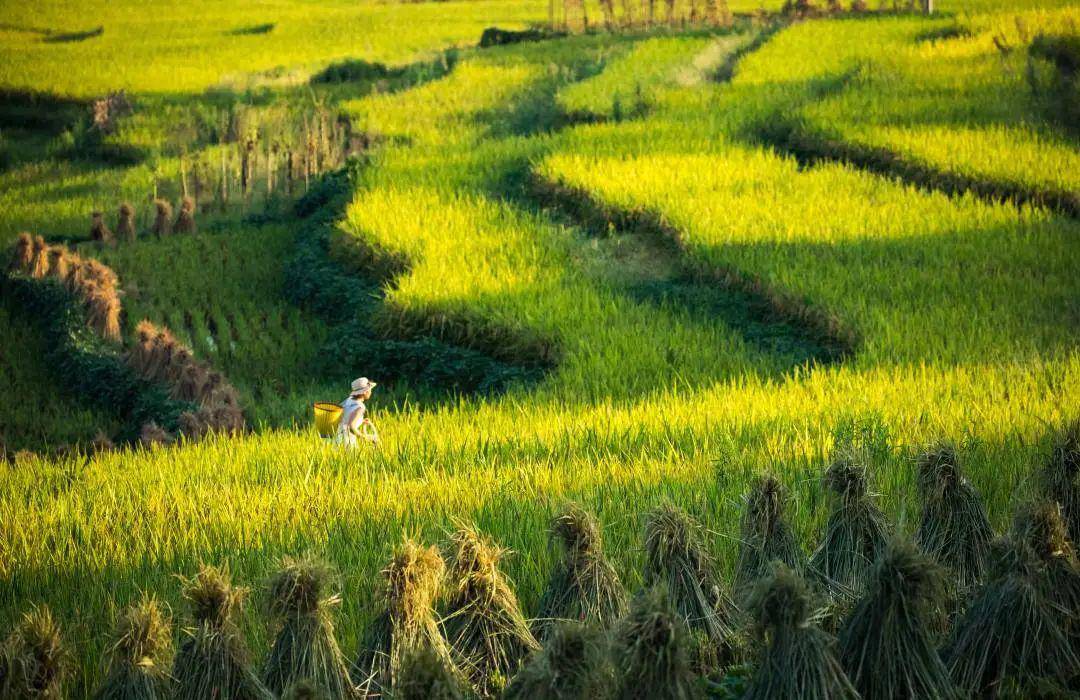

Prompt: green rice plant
xmin=93 ymin=597 xmax=172 ymax=700
xmin=809 ymin=456 xmax=890 ymax=597
xmin=611 ymin=587 xmax=699 ymax=700
xmin=742 ymin=564 xmax=858 ymax=700
xmin=441 ymin=526 xmax=539 ymax=697
xmin=262 ymin=555 xmax=357 ymax=699
xmin=915 ymin=445 xmax=995 ymax=593
xmin=534 ymin=504 xmax=627 ymax=640
xmin=836 ymin=539 xmax=957 ymax=699
xmin=1042 ymin=420 xmax=1080 ymax=545
xmin=355 ymin=539 xmax=460 ymax=696
xmin=172 ymin=565 xmax=274 ymax=700
xmin=503 ymin=622 xmax=612 ymax=699
xmin=643 ymin=503 xmax=744 ymax=667
xmin=734 ymin=476 xmax=805 ymax=593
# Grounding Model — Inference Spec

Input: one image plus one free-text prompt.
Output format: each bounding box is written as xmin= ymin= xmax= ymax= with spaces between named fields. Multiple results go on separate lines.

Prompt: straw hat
xmin=351 ymin=377 xmax=377 ymax=395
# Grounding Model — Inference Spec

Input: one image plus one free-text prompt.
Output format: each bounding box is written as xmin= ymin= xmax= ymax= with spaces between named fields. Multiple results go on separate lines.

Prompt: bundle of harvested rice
xmin=743 ymin=564 xmax=858 ymax=700
xmin=915 ymin=445 xmax=994 ymax=592
xmin=84 ymin=282 xmax=122 ymax=342
xmin=504 ymin=622 xmax=611 ymax=700
xmin=809 ymin=458 xmax=889 ymax=597
xmin=151 ymin=200 xmax=173 ymax=237
xmin=355 ymin=540 xmax=459 ymax=696
xmin=62 ymin=255 xmax=84 ymax=294
xmin=534 ymin=504 xmax=627 ymax=640
xmin=837 ymin=539 xmax=957 ymax=698
xmin=393 ymin=644 xmax=467 ymax=700
xmin=735 ymin=475 xmax=805 ymax=592
xmin=175 ymin=196 xmax=197 ymax=234
xmin=91 ymin=211 xmax=114 ymax=246
xmin=1012 ymin=502 xmax=1080 ymax=649
xmin=117 ymin=203 xmax=137 ymax=242
xmin=1042 ymin=421 xmax=1080 ymax=545
xmin=263 ymin=556 xmax=357 ymax=699
xmin=94 ymin=596 xmax=173 ymax=699
xmin=441 ymin=526 xmax=539 ymax=696
xmin=610 ymin=587 xmax=697 ymax=700
xmin=172 ymin=565 xmax=274 ymax=700
xmin=944 ymin=526 xmax=1080 ymax=695
xmin=46 ymin=247 xmax=68 ymax=282
xmin=644 ymin=503 xmax=743 ymax=667
xmin=29 ymin=235 xmax=50 ymax=278
xmin=8 ymin=232 xmax=33 ymax=273
xmin=138 ymin=422 xmax=172 ymax=447
xmin=4 ymin=605 xmax=67 ymax=699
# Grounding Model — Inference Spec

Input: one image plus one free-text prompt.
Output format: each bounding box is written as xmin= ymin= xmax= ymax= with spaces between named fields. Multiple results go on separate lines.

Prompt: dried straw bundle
xmin=504 ymin=622 xmax=612 ymax=700
xmin=1012 ymin=502 xmax=1080 ymax=651
xmin=837 ymin=539 xmax=957 ymax=699
xmin=46 ymin=247 xmax=68 ymax=282
xmin=262 ymin=556 xmax=358 ymax=699
xmin=809 ymin=459 xmax=889 ymax=597
xmin=175 ymin=197 xmax=197 ymax=235
xmin=610 ymin=587 xmax=698 ymax=700
xmin=534 ymin=505 xmax=627 ymax=640
xmin=355 ymin=540 xmax=460 ymax=696
xmin=84 ymin=283 xmax=122 ymax=342
xmin=743 ymin=564 xmax=858 ymax=700
xmin=1042 ymin=421 xmax=1080 ymax=545
xmin=172 ymin=565 xmax=274 ymax=700
xmin=94 ymin=596 xmax=173 ymax=700
xmin=138 ymin=422 xmax=172 ymax=447
xmin=644 ymin=503 xmax=743 ymax=667
xmin=91 ymin=211 xmax=115 ymax=247
xmin=63 ymin=256 xmax=84 ymax=294
xmin=117 ymin=203 xmax=137 ymax=243
xmin=29 ymin=235 xmax=50 ymax=278
xmin=441 ymin=526 xmax=539 ymax=696
xmin=944 ymin=511 xmax=1080 ymax=697
xmin=4 ymin=605 xmax=67 ymax=699
xmin=735 ymin=475 xmax=805 ymax=593
xmin=152 ymin=200 xmax=173 ymax=237
xmin=8 ymin=232 xmax=33 ymax=273
xmin=393 ymin=644 xmax=467 ymax=700
xmin=915 ymin=445 xmax=994 ymax=592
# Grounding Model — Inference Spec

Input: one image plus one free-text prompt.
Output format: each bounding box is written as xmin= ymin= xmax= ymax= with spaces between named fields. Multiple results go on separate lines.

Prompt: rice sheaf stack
xmin=836 ymin=539 xmax=958 ymax=699
xmin=944 ymin=504 xmax=1080 ymax=696
xmin=172 ymin=564 xmax=274 ymax=700
xmin=262 ymin=555 xmax=357 ymax=698
xmin=742 ymin=564 xmax=858 ymax=700
xmin=94 ymin=596 xmax=173 ymax=699
xmin=611 ymin=586 xmax=699 ymax=700
xmin=734 ymin=475 xmax=805 ymax=593
xmin=441 ymin=526 xmax=539 ymax=697
xmin=914 ymin=445 xmax=995 ymax=594
xmin=3 ymin=605 xmax=67 ymax=699
xmin=644 ymin=503 xmax=744 ymax=669
xmin=809 ymin=458 xmax=889 ymax=598
xmin=393 ymin=644 xmax=468 ymax=700
xmin=534 ymin=504 xmax=627 ymax=640
xmin=1043 ymin=421 xmax=1080 ymax=546
xmin=504 ymin=621 xmax=611 ymax=700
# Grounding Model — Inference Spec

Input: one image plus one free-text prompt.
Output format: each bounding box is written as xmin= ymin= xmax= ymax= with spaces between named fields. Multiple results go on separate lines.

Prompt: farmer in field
xmin=336 ymin=377 xmax=378 ymax=447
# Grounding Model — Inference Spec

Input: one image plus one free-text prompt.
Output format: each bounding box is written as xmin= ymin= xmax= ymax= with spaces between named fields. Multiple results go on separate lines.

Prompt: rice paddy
xmin=2 ymin=0 xmax=1079 ymax=695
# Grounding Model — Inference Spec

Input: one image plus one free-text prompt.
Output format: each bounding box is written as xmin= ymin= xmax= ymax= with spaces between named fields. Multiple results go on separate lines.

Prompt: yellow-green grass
xmin=2 ymin=5 xmax=1079 ymax=697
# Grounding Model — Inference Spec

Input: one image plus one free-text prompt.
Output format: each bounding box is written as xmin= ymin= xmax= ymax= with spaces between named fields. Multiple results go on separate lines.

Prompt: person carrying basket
xmin=334 ymin=377 xmax=378 ymax=447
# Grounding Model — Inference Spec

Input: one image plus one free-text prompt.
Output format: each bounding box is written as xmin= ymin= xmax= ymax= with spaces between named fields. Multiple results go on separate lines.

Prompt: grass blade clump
xmin=94 ymin=596 xmax=173 ymax=699
xmin=1042 ymin=420 xmax=1080 ymax=546
xmin=944 ymin=506 xmax=1080 ymax=697
xmin=152 ymin=200 xmax=172 ymax=237
xmin=915 ymin=444 xmax=994 ymax=592
xmin=172 ymin=564 xmax=274 ymax=700
xmin=355 ymin=539 xmax=459 ymax=696
xmin=735 ymin=475 xmax=805 ymax=593
xmin=534 ymin=504 xmax=627 ymax=640
xmin=117 ymin=203 xmax=136 ymax=242
xmin=611 ymin=587 xmax=698 ymax=700
xmin=809 ymin=457 xmax=889 ymax=597
xmin=743 ymin=564 xmax=858 ymax=700
xmin=5 ymin=605 xmax=67 ymax=699
xmin=262 ymin=555 xmax=357 ymax=698
xmin=837 ymin=539 xmax=957 ymax=699
xmin=504 ymin=622 xmax=611 ymax=699
xmin=644 ymin=503 xmax=743 ymax=668
xmin=175 ymin=197 xmax=197 ymax=234
xmin=441 ymin=526 xmax=539 ymax=697
xmin=393 ymin=644 xmax=467 ymax=700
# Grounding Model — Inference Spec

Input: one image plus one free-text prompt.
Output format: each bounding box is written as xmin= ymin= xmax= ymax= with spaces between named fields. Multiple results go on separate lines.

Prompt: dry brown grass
xmin=175 ymin=197 xmax=197 ymax=235
xmin=117 ymin=203 xmax=137 ymax=243
xmin=8 ymin=232 xmax=33 ymax=273
xmin=91 ymin=211 xmax=115 ymax=247
xmin=29 ymin=235 xmax=50 ymax=278
xmin=152 ymin=200 xmax=173 ymax=237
